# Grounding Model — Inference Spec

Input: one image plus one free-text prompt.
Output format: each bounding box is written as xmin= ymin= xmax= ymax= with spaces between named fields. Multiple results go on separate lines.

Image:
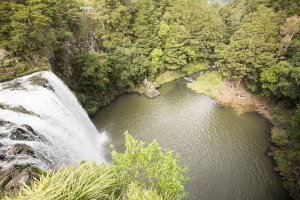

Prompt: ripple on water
xmin=93 ymin=79 xmax=291 ymax=200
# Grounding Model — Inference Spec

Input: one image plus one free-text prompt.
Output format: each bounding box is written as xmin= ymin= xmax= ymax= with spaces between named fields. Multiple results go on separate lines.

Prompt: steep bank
xmin=0 ymin=71 xmax=108 ymax=194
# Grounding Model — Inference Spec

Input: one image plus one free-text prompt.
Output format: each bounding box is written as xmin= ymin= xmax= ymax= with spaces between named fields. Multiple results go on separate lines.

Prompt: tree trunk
xmin=236 ymin=77 xmax=243 ymax=92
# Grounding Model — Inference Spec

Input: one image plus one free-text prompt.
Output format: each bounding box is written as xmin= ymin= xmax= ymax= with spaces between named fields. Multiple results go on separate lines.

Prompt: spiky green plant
xmin=7 ymin=161 xmax=120 ymax=200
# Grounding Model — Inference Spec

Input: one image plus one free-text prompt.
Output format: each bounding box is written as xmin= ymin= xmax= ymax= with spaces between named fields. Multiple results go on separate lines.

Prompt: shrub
xmin=289 ymin=105 xmax=300 ymax=140
xmin=126 ymin=182 xmax=161 ymax=200
xmin=274 ymin=150 xmax=292 ymax=178
xmin=111 ymin=132 xmax=188 ymax=200
xmin=271 ymin=127 xmax=288 ymax=147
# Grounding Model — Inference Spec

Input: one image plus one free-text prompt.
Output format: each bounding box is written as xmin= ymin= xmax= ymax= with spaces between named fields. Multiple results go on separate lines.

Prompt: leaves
xmin=111 ymin=132 xmax=188 ymax=200
xmin=218 ymin=5 xmax=282 ymax=88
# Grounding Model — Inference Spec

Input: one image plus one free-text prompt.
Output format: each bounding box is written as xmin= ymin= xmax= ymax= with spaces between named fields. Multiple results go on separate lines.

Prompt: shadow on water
xmin=93 ymin=78 xmax=291 ymax=200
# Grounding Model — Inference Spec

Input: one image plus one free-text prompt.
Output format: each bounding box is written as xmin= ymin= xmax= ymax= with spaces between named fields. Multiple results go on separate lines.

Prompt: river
xmin=93 ymin=78 xmax=291 ymax=200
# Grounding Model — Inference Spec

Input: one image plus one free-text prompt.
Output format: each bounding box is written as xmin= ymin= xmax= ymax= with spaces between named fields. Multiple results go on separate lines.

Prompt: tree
xmin=218 ymin=5 xmax=283 ymax=91
xmin=260 ymin=61 xmax=300 ymax=100
xmin=108 ymin=47 xmax=149 ymax=88
xmin=6 ymin=0 xmax=55 ymax=56
xmin=270 ymin=0 xmax=300 ymax=16
xmin=101 ymin=0 xmax=133 ymax=50
xmin=279 ymin=15 xmax=300 ymax=54
xmin=71 ymin=51 xmax=110 ymax=114
xmin=160 ymin=0 xmax=225 ymax=71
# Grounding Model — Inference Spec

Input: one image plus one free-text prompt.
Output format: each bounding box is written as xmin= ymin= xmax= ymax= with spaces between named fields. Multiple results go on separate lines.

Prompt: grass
xmin=182 ymin=63 xmax=205 ymax=75
xmin=187 ymin=71 xmax=223 ymax=98
xmin=7 ymin=162 xmax=120 ymax=200
xmin=155 ymin=63 xmax=206 ymax=85
xmin=155 ymin=70 xmax=181 ymax=85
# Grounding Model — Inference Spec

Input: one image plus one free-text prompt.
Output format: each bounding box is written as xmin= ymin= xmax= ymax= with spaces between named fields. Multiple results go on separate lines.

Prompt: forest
xmin=1 ymin=0 xmax=300 ymax=199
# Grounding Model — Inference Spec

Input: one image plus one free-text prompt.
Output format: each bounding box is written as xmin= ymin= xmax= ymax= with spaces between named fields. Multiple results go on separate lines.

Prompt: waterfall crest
xmin=0 ymin=71 xmax=108 ymax=170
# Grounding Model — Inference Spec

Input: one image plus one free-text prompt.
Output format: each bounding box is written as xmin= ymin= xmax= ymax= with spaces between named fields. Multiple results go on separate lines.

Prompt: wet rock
xmin=29 ymin=75 xmax=54 ymax=92
xmin=0 ymin=150 xmax=5 ymax=160
xmin=0 ymin=120 xmax=9 ymax=126
xmin=22 ymin=125 xmax=39 ymax=136
xmin=0 ymin=165 xmax=41 ymax=193
xmin=2 ymin=81 xmax=24 ymax=90
xmin=0 ymin=105 xmax=38 ymax=116
xmin=9 ymin=125 xmax=44 ymax=141
xmin=10 ymin=127 xmax=36 ymax=141
xmin=7 ymin=144 xmax=35 ymax=157
xmin=0 ymin=121 xmax=48 ymax=194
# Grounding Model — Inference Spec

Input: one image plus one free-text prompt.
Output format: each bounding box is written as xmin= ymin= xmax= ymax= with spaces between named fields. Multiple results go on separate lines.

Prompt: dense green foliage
xmin=260 ymin=61 xmax=300 ymax=101
xmin=218 ymin=5 xmax=283 ymax=91
xmin=0 ymin=0 xmax=225 ymax=114
xmin=6 ymin=134 xmax=186 ymax=200
xmin=217 ymin=0 xmax=300 ymax=198
xmin=111 ymin=132 xmax=187 ymax=200
xmin=1 ymin=0 xmax=300 ymax=198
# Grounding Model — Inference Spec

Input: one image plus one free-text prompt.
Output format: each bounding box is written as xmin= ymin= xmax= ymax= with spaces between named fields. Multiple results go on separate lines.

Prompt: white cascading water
xmin=0 ymin=71 xmax=108 ymax=169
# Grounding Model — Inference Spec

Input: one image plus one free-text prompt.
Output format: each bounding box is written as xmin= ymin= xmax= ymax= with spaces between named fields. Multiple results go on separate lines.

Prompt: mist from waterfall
xmin=0 ymin=71 xmax=108 ymax=169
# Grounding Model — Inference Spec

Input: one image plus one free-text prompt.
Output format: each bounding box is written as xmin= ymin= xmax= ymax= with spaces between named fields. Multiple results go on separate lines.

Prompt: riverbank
xmin=89 ymin=64 xmax=206 ymax=116
xmin=187 ymin=71 xmax=298 ymax=199
xmin=186 ymin=71 xmax=285 ymax=126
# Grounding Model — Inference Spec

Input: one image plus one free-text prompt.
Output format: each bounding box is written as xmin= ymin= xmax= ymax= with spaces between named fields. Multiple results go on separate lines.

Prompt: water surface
xmin=93 ymin=78 xmax=290 ymax=200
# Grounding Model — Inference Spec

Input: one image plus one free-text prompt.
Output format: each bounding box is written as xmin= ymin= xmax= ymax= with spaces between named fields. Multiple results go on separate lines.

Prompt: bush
xmin=111 ymin=132 xmax=188 ymax=200
xmin=271 ymin=127 xmax=288 ymax=147
xmin=289 ymin=105 xmax=300 ymax=140
xmin=274 ymin=150 xmax=292 ymax=178
xmin=126 ymin=182 xmax=161 ymax=200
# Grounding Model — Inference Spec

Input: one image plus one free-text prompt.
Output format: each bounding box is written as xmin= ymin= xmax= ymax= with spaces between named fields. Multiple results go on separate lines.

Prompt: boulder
xmin=144 ymin=89 xmax=160 ymax=98
xmin=142 ymin=78 xmax=160 ymax=98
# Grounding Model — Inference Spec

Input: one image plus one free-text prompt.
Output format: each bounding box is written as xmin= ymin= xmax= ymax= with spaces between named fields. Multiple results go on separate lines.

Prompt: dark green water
xmin=93 ymin=78 xmax=291 ymax=200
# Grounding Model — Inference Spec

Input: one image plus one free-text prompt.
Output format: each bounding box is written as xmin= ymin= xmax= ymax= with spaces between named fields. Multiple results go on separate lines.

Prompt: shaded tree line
xmin=0 ymin=0 xmax=225 ymax=114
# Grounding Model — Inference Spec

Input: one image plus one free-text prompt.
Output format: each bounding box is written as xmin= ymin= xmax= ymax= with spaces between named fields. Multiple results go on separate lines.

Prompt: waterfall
xmin=0 ymin=71 xmax=108 ymax=170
